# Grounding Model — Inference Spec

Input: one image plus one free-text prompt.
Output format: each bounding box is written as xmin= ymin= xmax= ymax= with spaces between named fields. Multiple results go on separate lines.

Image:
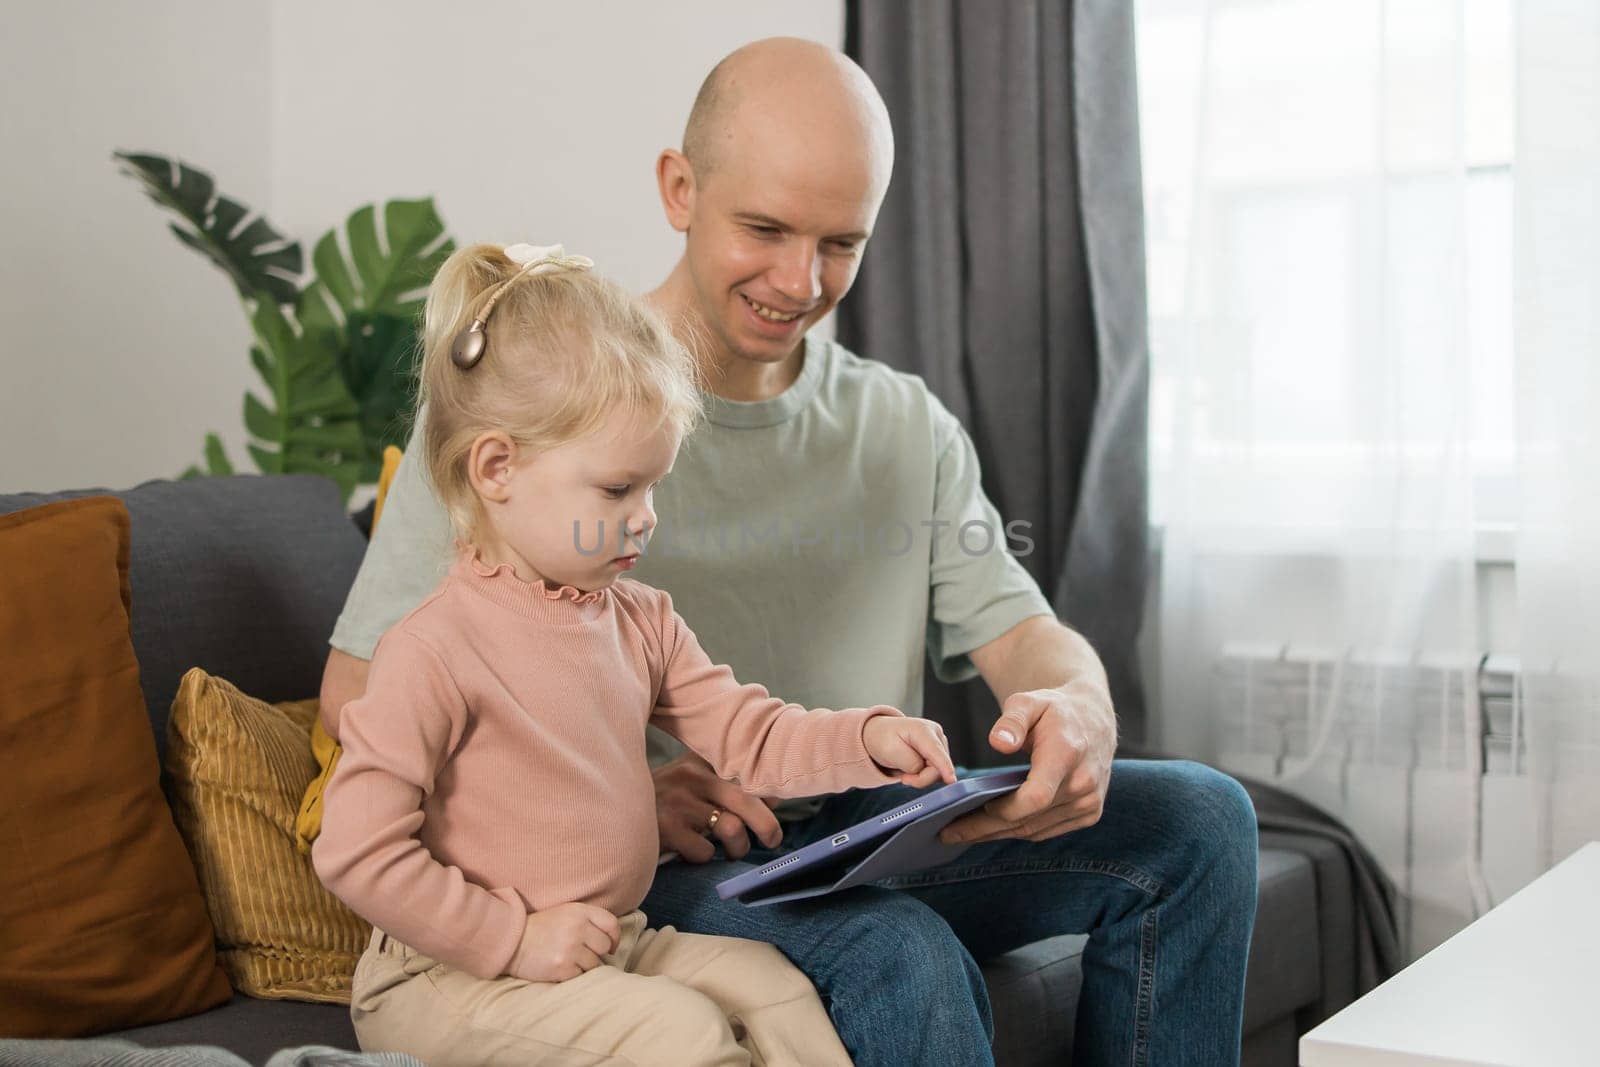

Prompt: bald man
xmin=320 ymin=38 xmax=1257 ymax=1067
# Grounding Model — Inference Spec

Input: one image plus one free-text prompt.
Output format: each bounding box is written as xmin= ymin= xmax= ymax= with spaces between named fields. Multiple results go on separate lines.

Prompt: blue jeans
xmin=641 ymin=759 xmax=1258 ymax=1067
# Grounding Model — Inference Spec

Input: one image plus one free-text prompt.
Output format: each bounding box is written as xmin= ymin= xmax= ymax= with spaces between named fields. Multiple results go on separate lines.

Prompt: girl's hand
xmin=507 ymin=902 xmax=622 ymax=983
xmin=863 ymin=716 xmax=957 ymax=788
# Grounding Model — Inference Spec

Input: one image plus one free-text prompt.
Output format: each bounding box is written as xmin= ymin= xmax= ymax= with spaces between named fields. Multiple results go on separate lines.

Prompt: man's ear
xmin=467 ymin=432 xmax=519 ymax=503
xmin=655 ymin=148 xmax=696 ymax=233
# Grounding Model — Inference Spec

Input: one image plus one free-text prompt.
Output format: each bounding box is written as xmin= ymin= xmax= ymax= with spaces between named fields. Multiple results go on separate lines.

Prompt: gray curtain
xmin=840 ymin=0 xmax=1150 ymax=753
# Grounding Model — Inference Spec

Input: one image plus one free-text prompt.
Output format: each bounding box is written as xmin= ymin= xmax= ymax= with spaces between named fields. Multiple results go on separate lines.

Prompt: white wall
xmin=1 ymin=1 xmax=844 ymax=493
xmin=0 ymin=0 xmax=274 ymax=494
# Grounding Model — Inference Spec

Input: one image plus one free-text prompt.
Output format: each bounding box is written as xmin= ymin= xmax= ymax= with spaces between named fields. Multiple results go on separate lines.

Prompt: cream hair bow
xmin=503 ymin=242 xmax=594 ymax=274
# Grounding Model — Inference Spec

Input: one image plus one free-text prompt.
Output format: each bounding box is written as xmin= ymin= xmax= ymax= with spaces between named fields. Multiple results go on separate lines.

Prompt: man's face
xmin=682 ymin=120 xmax=887 ymax=367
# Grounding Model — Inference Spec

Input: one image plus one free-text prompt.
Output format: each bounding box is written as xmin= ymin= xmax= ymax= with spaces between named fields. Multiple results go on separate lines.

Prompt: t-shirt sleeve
xmin=311 ymin=628 xmax=527 ymax=980
xmin=925 ymin=407 xmax=1056 ymax=684
xmin=328 ymin=413 xmax=458 ymax=661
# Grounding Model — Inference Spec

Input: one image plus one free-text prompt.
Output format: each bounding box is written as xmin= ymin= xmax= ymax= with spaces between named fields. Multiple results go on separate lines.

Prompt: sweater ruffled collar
xmin=450 ymin=544 xmax=611 ymax=620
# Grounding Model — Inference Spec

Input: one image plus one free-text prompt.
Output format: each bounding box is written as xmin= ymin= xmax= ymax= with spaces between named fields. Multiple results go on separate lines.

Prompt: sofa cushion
xmin=112 ymin=996 xmax=357 ymax=1063
xmin=165 ymin=669 xmax=370 ymax=1004
xmin=0 ymin=475 xmax=368 ymax=759
xmin=983 ymin=934 xmax=1086 ymax=1067
xmin=1244 ymin=846 xmax=1323 ymax=1032
xmin=0 ymin=497 xmax=232 ymax=1036
xmin=1260 ymin=828 xmax=1362 ymax=1025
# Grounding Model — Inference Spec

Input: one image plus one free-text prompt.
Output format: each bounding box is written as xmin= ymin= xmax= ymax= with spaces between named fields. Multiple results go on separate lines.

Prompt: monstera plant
xmin=114 ymin=150 xmax=455 ymax=499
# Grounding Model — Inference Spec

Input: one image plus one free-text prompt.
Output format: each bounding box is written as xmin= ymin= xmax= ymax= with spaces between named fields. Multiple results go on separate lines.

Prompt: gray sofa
xmin=0 ymin=473 xmax=1359 ymax=1066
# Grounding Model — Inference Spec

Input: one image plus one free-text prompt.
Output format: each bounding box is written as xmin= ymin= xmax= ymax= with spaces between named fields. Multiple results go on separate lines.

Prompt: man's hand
xmin=654 ymin=751 xmax=784 ymax=862
xmin=940 ymin=686 xmax=1115 ymax=845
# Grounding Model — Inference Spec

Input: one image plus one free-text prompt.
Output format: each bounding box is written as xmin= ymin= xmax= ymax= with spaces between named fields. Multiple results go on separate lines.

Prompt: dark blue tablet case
xmin=715 ymin=768 xmax=1030 ymax=906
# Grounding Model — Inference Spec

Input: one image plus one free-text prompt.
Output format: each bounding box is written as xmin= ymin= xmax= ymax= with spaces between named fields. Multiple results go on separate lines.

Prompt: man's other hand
xmin=654 ymin=751 xmax=784 ymax=862
xmin=940 ymin=687 xmax=1114 ymax=845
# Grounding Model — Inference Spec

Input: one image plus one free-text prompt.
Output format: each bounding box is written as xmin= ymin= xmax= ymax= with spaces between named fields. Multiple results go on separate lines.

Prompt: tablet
xmin=715 ymin=768 xmax=1030 ymax=906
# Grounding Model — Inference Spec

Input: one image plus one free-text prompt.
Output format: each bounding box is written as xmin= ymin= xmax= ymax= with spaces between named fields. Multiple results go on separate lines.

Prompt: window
xmin=1136 ymin=0 xmax=1515 ymax=536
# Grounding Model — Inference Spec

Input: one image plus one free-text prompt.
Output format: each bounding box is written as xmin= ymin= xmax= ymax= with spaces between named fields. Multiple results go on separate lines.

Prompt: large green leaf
xmin=299 ymin=198 xmax=453 ymax=478
xmin=242 ymin=298 xmax=366 ymax=498
xmin=309 ymin=199 xmax=452 ymax=320
xmin=339 ymin=309 xmax=421 ymax=478
xmin=180 ymin=433 xmax=237 ymax=480
xmin=114 ymin=150 xmax=302 ymax=305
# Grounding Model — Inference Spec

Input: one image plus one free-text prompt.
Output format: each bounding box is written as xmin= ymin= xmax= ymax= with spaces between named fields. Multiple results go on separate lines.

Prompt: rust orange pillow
xmin=0 ymin=496 xmax=231 ymax=1037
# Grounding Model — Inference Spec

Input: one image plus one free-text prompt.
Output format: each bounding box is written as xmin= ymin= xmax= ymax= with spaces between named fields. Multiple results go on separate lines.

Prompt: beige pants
xmin=350 ymin=911 xmax=852 ymax=1066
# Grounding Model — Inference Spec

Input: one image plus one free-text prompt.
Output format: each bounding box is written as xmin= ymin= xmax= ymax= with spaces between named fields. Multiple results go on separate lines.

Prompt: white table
xmin=1300 ymin=841 xmax=1600 ymax=1066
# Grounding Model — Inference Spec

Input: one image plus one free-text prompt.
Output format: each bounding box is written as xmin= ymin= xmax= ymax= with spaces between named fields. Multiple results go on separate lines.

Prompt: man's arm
xmin=916 ymin=398 xmax=1116 ymax=842
xmin=940 ymin=614 xmax=1118 ymax=844
xmin=319 ymin=647 xmax=371 ymax=741
xmin=319 ymin=413 xmax=458 ymax=740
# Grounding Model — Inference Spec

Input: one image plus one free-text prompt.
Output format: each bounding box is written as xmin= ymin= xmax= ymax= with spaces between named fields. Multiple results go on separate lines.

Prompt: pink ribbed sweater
xmin=312 ymin=549 xmax=902 ymax=980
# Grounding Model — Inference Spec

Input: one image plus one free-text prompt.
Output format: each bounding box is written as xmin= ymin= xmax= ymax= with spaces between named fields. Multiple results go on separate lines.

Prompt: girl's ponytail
xmin=417 ymin=244 xmax=516 ymax=402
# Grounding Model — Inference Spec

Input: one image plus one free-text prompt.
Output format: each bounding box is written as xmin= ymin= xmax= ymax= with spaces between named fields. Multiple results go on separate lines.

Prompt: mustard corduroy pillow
xmin=165 ymin=668 xmax=370 ymax=1003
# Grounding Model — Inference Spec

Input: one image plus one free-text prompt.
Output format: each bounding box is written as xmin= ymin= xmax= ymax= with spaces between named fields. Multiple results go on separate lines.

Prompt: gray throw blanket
xmin=0 ymin=1040 xmax=422 ymax=1067
xmin=1234 ymin=771 xmax=1404 ymax=989
xmin=1126 ymin=748 xmax=1403 ymax=1018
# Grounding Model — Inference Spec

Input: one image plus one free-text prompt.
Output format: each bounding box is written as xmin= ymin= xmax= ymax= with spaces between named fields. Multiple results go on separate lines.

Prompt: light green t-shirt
xmin=329 ymin=334 xmax=1054 ymax=815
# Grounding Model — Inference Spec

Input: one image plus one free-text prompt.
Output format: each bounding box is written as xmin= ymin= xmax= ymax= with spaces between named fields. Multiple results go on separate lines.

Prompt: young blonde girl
xmin=312 ymin=242 xmax=955 ymax=1067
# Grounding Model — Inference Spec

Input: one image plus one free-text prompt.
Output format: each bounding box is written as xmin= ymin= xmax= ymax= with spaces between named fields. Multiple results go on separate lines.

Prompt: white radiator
xmin=1209 ymin=644 xmax=1597 ymax=959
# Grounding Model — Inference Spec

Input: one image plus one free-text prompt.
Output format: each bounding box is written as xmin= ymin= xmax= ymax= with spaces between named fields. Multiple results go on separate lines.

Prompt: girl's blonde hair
xmin=414 ymin=243 xmax=702 ymax=545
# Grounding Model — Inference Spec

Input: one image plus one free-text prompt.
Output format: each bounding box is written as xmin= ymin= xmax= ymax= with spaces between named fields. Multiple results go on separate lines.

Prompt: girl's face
xmin=469 ymin=407 xmax=681 ymax=592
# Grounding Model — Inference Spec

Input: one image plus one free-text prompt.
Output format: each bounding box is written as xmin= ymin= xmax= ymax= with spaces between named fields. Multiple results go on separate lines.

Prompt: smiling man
xmin=320 ymin=37 xmax=1258 ymax=1067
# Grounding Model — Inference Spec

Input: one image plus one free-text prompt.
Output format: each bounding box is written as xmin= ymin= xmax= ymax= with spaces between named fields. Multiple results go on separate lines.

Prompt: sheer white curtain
xmin=1141 ymin=0 xmax=1600 ymax=960
xmin=1514 ymin=2 xmax=1600 ymax=885
xmin=1138 ymin=0 xmax=1496 ymax=960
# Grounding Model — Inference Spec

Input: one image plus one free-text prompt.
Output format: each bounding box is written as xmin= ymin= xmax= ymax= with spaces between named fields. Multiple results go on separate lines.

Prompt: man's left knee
xmin=1157 ymin=761 xmax=1259 ymax=889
